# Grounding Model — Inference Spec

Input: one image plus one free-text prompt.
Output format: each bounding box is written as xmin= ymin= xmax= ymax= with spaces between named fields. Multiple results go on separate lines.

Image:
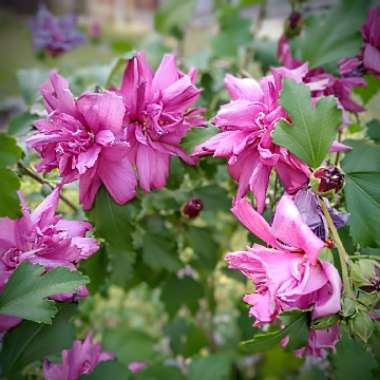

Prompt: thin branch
xmin=319 ymin=197 xmax=354 ymax=298
xmin=18 ymin=162 xmax=78 ymax=213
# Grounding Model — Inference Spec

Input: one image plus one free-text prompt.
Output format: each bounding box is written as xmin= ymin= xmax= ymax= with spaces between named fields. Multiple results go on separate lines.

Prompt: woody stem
xmin=18 ymin=162 xmax=78 ymax=213
xmin=319 ymin=197 xmax=354 ymax=298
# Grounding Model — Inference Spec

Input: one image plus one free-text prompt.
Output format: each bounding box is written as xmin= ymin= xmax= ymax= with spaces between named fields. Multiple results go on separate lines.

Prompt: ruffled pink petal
xmin=79 ymin=165 xmax=102 ymax=210
xmin=136 ymin=144 xmax=169 ymax=191
xmin=224 ymin=74 xmax=264 ymax=102
xmin=77 ymin=145 xmax=101 ymax=175
xmin=161 ymin=75 xmax=201 ymax=113
xmin=329 ymin=141 xmax=352 ymax=153
xmin=271 ymin=194 xmax=325 ymax=264
xmin=30 ymin=186 xmax=60 ymax=226
xmin=40 ymin=70 xmax=77 ymax=116
xmin=97 ymin=144 xmax=137 ymax=205
xmin=152 ymin=54 xmax=179 ymax=93
xmin=76 ymin=91 xmax=125 ymax=134
xmin=0 ymin=314 xmax=22 ymax=333
xmin=363 ymin=43 xmax=380 ymax=76
xmin=0 ymin=218 xmax=17 ymax=248
xmin=55 ymin=219 xmax=92 ymax=237
xmin=249 ymin=161 xmax=271 ymax=213
xmin=231 ymin=199 xmax=277 ymax=247
xmin=312 ymin=260 xmax=342 ymax=319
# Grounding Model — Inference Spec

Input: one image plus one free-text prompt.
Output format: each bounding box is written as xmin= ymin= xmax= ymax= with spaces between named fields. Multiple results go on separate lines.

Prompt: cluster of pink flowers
xmin=28 ymin=52 xmax=204 ymax=209
xmin=0 ymin=188 xmax=99 ymax=333
xmin=43 ymin=333 xmax=114 ymax=380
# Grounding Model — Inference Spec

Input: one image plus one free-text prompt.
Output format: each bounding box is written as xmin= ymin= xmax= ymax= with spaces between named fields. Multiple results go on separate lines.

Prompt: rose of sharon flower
xmin=226 ymin=195 xmax=342 ymax=325
xmin=362 ymin=8 xmax=380 ymax=78
xmin=43 ymin=333 xmax=114 ymax=380
xmin=193 ymin=66 xmax=313 ymax=212
xmin=278 ymin=37 xmax=366 ymax=113
xmin=28 ymin=5 xmax=86 ymax=57
xmin=116 ymin=51 xmax=205 ymax=192
xmin=295 ymin=326 xmax=340 ymax=358
xmin=28 ymin=71 xmax=137 ymax=209
xmin=0 ymin=188 xmax=99 ymax=332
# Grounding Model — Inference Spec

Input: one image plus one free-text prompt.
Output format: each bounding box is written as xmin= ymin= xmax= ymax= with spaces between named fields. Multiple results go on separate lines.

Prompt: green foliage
xmin=355 ymin=75 xmax=380 ymax=105
xmin=80 ymin=361 xmax=130 ymax=380
xmin=16 ymin=68 xmax=48 ymax=105
xmin=333 ymin=330 xmax=378 ymax=380
xmin=211 ymin=5 xmax=252 ymax=58
xmin=0 ymin=263 xmax=88 ymax=323
xmin=165 ymin=317 xmax=208 ymax=357
xmin=293 ymin=0 xmax=369 ymax=68
xmin=342 ymin=141 xmax=380 ymax=247
xmin=0 ymin=168 xmax=21 ymax=218
xmin=273 ymin=79 xmax=341 ymax=168
xmin=241 ymin=311 xmax=309 ymax=352
xmin=0 ymin=304 xmax=77 ymax=377
xmin=154 ymin=0 xmax=196 ymax=39
xmin=8 ymin=112 xmax=39 ymax=136
xmin=367 ymin=119 xmax=380 ymax=143
xmin=103 ymin=327 xmax=156 ymax=367
xmin=160 ymin=275 xmax=204 ymax=318
xmin=134 ymin=365 xmax=186 ymax=380
xmin=181 ymin=126 xmax=218 ymax=155
xmin=0 ymin=134 xmax=22 ymax=168
xmin=188 ymin=354 xmax=232 ymax=380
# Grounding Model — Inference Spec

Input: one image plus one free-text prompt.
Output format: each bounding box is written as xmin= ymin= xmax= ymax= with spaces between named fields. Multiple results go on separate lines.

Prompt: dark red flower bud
xmin=183 ymin=198 xmax=203 ymax=219
xmin=285 ymin=11 xmax=303 ymax=38
xmin=313 ymin=166 xmax=344 ymax=193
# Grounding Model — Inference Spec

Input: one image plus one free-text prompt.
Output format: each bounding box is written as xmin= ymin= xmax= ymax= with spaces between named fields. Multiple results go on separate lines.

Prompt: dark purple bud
xmin=183 ymin=198 xmax=203 ymax=219
xmin=285 ymin=11 xmax=303 ymax=38
xmin=313 ymin=166 xmax=344 ymax=193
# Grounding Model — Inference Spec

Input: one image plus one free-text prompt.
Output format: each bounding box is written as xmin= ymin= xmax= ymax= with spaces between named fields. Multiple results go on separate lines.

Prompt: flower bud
xmin=183 ymin=198 xmax=203 ymax=219
xmin=312 ymin=166 xmax=344 ymax=194
xmin=284 ymin=11 xmax=303 ymax=38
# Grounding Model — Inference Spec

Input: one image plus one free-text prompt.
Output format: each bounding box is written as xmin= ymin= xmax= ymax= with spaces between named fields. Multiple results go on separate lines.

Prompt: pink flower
xmin=0 ymin=187 xmax=99 ymax=332
xmin=128 ymin=361 xmax=148 ymax=373
xmin=43 ymin=333 xmax=114 ymax=380
xmin=278 ymin=38 xmax=366 ymax=113
xmin=362 ymin=8 xmax=380 ymax=78
xmin=295 ymin=326 xmax=340 ymax=358
xmin=193 ymin=67 xmax=311 ymax=212
xmin=116 ymin=52 xmax=205 ymax=193
xmin=28 ymin=71 xmax=137 ymax=209
xmin=225 ymin=195 xmax=342 ymax=325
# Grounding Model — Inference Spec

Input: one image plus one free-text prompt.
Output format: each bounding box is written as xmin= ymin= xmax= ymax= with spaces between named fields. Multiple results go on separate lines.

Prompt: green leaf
xmin=181 ymin=126 xmax=218 ymax=155
xmin=367 ymin=119 xmax=380 ymax=143
xmin=88 ymin=187 xmax=138 ymax=250
xmin=355 ymin=75 xmax=380 ymax=105
xmin=272 ymin=78 xmax=341 ymax=168
xmin=16 ymin=68 xmax=48 ymax=106
xmin=80 ymin=246 xmax=109 ymax=293
xmin=0 ymin=263 xmax=88 ymax=323
xmin=79 ymin=361 xmax=130 ymax=380
xmin=0 ymin=303 xmax=77 ymax=376
xmin=103 ymin=327 xmax=155 ymax=367
xmin=0 ymin=168 xmax=21 ymax=218
xmin=188 ymin=226 xmax=220 ymax=271
xmin=8 ymin=112 xmax=39 ymax=136
xmin=160 ymin=275 xmax=204 ymax=318
xmin=188 ymin=354 xmax=232 ymax=380
xmin=164 ymin=318 xmax=208 ymax=357
xmin=332 ymin=330 xmax=377 ymax=380
xmin=241 ymin=310 xmax=308 ymax=352
xmin=191 ymin=185 xmax=230 ymax=213
xmin=134 ymin=365 xmax=186 ymax=380
xmin=342 ymin=141 xmax=380 ymax=247
xmin=0 ymin=134 xmax=22 ymax=168
xmin=293 ymin=0 xmax=369 ymax=68
xmin=154 ymin=0 xmax=196 ymax=38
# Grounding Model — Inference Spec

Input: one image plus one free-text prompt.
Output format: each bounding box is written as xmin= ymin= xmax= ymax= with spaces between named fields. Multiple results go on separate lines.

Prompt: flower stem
xmin=18 ymin=162 xmax=78 ymax=213
xmin=319 ymin=197 xmax=354 ymax=298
